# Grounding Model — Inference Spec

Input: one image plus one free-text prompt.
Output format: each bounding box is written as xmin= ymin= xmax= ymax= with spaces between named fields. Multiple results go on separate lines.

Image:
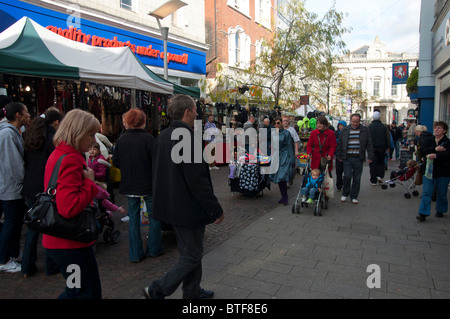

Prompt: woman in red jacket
xmin=43 ymin=109 xmax=101 ymax=299
xmin=306 ymin=116 xmax=337 ymax=173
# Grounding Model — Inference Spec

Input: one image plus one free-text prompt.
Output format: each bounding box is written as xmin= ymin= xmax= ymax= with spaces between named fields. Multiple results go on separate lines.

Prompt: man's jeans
xmin=342 ymin=157 xmax=363 ymax=200
xmin=419 ymin=176 xmax=450 ymax=216
xmin=393 ymin=140 xmax=400 ymax=159
xmin=127 ymin=195 xmax=163 ymax=261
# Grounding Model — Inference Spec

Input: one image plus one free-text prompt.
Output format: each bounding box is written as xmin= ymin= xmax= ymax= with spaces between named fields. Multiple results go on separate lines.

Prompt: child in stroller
xmin=300 ymin=169 xmax=324 ymax=205
xmin=292 ymin=162 xmax=328 ymax=216
xmin=88 ymin=142 xmax=124 ymax=244
xmin=382 ymin=159 xmax=421 ymax=198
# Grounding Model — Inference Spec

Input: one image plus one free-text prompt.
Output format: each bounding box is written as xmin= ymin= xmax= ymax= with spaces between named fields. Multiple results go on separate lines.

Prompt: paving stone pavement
xmin=1 ymin=160 xmax=449 ymax=299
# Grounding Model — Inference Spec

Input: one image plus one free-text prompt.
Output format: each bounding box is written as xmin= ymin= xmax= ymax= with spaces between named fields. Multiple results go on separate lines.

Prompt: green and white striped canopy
xmin=0 ymin=17 xmax=200 ymax=97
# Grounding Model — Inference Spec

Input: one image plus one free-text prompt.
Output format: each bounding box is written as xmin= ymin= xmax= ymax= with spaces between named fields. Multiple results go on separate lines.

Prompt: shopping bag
xmin=140 ymin=197 xmax=149 ymax=226
xmin=109 ymin=158 xmax=121 ymax=183
xmin=322 ymin=171 xmax=334 ymax=199
xmin=425 ymin=157 xmax=433 ymax=180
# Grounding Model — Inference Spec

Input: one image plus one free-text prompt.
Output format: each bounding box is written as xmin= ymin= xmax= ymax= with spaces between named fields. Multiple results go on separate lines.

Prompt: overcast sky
xmin=304 ymin=0 xmax=422 ymax=54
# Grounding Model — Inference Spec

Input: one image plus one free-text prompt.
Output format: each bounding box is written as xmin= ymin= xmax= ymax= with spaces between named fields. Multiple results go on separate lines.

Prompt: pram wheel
xmin=404 ymin=193 xmax=411 ymax=199
xmin=111 ymin=229 xmax=120 ymax=244
xmin=292 ymin=204 xmax=301 ymax=214
xmin=381 ymin=184 xmax=388 ymax=190
xmin=389 ymin=183 xmax=396 ymax=188
xmin=314 ymin=206 xmax=322 ymax=216
xmin=412 ymin=190 xmax=419 ymax=197
xmin=103 ymin=228 xmax=112 ymax=243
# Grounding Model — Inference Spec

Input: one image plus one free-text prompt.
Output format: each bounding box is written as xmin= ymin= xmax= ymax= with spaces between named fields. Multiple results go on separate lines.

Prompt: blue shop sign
xmin=0 ymin=0 xmax=206 ymax=75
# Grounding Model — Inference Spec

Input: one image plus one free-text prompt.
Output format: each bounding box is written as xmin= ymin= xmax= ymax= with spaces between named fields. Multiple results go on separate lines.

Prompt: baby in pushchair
xmin=300 ymin=169 xmax=324 ymax=204
xmin=382 ymin=159 xmax=421 ymax=198
xmin=389 ymin=160 xmax=418 ymax=181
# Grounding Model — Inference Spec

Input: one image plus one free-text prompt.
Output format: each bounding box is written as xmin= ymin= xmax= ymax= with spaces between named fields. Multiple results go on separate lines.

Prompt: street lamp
xmin=148 ymin=0 xmax=188 ymax=80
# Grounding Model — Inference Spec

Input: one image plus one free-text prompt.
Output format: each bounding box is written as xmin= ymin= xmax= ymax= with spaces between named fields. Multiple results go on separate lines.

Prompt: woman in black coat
xmin=113 ymin=108 xmax=163 ymax=262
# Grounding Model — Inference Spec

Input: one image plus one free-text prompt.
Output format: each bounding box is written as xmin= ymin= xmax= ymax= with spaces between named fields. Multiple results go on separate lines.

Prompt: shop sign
xmin=45 ymin=25 xmax=189 ymax=65
xmin=0 ymin=0 xmax=206 ymax=74
xmin=432 ymin=10 xmax=450 ymax=73
xmin=392 ymin=62 xmax=408 ymax=85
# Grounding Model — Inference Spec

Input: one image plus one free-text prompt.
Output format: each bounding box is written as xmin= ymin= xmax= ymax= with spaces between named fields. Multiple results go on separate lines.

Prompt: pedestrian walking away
xmin=368 ymin=110 xmax=390 ymax=185
xmin=336 ymin=113 xmax=374 ymax=204
xmin=144 ymin=94 xmax=224 ymax=300
xmin=113 ymin=108 xmax=163 ymax=262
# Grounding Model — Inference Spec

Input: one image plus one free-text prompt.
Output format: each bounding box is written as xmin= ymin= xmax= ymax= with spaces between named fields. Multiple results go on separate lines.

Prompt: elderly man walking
xmin=336 ymin=113 xmax=374 ymax=204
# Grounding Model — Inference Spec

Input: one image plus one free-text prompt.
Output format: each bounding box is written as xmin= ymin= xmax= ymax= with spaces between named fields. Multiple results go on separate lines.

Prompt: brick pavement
xmin=0 ymin=163 xmax=292 ymax=299
xmin=1 ymin=160 xmax=450 ymax=299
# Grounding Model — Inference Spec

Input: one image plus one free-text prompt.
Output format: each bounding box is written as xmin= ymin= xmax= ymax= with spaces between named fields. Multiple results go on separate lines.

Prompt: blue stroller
xmin=292 ymin=159 xmax=329 ymax=216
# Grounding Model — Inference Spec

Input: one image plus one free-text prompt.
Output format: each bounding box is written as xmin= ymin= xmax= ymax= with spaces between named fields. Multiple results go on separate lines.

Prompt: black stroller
xmin=96 ymin=199 xmax=120 ymax=245
xmin=292 ymin=159 xmax=329 ymax=216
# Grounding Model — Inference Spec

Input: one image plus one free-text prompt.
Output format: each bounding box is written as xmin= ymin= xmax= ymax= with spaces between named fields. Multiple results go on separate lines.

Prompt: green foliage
xmin=406 ymin=68 xmax=418 ymax=94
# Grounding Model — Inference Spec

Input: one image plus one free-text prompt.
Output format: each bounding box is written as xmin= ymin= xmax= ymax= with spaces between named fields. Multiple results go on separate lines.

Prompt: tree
xmin=242 ymin=0 xmax=349 ymax=109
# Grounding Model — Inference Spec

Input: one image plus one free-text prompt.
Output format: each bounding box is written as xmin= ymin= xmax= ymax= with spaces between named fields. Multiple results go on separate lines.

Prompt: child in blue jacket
xmin=301 ymin=169 xmax=324 ymax=204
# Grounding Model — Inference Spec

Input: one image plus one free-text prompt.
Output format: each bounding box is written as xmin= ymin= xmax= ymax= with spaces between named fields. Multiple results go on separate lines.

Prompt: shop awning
xmin=0 ymin=17 xmax=176 ymax=94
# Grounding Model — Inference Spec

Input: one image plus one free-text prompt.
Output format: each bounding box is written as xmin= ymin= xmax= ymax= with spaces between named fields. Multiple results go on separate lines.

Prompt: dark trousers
xmin=46 ymin=246 xmax=102 ymax=299
xmin=0 ymin=198 xmax=25 ymax=264
xmin=335 ymin=159 xmax=344 ymax=190
xmin=369 ymin=148 xmax=386 ymax=183
xmin=151 ymin=225 xmax=205 ymax=299
xmin=342 ymin=157 xmax=363 ymax=200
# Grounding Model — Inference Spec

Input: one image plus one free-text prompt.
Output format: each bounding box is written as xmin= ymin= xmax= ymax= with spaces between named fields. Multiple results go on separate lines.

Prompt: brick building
xmin=205 ymin=0 xmax=276 ymax=86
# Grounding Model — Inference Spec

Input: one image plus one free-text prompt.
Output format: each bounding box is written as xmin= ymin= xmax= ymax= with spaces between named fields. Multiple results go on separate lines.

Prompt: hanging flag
xmin=392 ymin=62 xmax=409 ymax=85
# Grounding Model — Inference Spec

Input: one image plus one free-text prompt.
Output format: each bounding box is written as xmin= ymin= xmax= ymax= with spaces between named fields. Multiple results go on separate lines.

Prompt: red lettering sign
xmin=45 ymin=25 xmax=189 ymax=65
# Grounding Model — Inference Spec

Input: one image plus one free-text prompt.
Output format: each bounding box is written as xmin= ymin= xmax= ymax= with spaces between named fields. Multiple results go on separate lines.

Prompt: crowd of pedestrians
xmin=0 ymin=94 xmax=448 ymax=299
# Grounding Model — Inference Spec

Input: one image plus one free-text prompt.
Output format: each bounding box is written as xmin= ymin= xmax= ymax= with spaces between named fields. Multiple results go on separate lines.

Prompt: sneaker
xmin=371 ymin=182 xmax=378 ymax=186
xmin=0 ymin=259 xmax=21 ymax=273
xmin=306 ymin=198 xmax=313 ymax=204
xmin=212 ymin=166 xmax=219 ymax=170
xmin=435 ymin=212 xmax=444 ymax=218
xmin=143 ymin=286 xmax=165 ymax=299
xmin=340 ymin=196 xmax=347 ymax=202
xmin=377 ymin=177 xmax=383 ymax=183
xmin=301 ymin=196 xmax=306 ymax=203
xmin=121 ymin=216 xmax=129 ymax=223
xmin=351 ymin=199 xmax=359 ymax=204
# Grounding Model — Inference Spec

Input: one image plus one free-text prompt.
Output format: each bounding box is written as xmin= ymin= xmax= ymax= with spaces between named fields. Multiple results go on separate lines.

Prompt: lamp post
xmin=148 ymin=0 xmax=187 ymax=80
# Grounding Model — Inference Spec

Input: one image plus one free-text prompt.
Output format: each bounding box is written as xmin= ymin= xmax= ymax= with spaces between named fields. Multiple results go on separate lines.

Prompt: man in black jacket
xmin=389 ymin=121 xmax=402 ymax=160
xmin=368 ymin=111 xmax=390 ymax=185
xmin=144 ymin=94 xmax=224 ymax=300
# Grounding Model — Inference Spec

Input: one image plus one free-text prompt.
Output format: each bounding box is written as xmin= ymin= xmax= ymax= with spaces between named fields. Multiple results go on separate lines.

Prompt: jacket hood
xmin=338 ymin=120 xmax=347 ymax=127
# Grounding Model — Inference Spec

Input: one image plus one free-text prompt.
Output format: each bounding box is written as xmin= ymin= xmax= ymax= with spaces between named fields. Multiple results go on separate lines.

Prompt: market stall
xmin=0 ymin=17 xmax=200 ymax=139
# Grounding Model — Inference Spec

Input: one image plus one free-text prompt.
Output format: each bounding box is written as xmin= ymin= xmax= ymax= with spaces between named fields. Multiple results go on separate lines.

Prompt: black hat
xmin=392 ymin=120 xmax=397 ymax=124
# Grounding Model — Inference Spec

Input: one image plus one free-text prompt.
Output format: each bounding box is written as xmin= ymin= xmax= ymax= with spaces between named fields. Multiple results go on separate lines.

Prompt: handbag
xmin=108 ymin=158 xmax=121 ymax=183
xmin=317 ymin=134 xmax=328 ymax=170
xmin=23 ymin=154 xmax=99 ymax=243
xmin=322 ymin=171 xmax=334 ymax=199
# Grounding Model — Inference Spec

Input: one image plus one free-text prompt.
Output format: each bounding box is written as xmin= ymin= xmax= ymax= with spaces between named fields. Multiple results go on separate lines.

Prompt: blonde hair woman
xmin=44 ymin=109 xmax=102 ymax=299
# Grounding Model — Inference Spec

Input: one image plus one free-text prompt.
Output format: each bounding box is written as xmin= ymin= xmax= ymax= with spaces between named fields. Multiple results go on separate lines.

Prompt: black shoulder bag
xmin=23 ymin=154 xmax=99 ymax=243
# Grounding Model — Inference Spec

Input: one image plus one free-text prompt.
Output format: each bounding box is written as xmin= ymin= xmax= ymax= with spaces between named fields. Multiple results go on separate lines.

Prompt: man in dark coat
xmin=368 ymin=111 xmax=390 ymax=185
xmin=144 ymin=94 xmax=224 ymax=300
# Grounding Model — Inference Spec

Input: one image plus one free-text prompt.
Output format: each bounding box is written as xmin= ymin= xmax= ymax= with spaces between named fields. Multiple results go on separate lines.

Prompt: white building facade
xmin=334 ymin=37 xmax=418 ymax=124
